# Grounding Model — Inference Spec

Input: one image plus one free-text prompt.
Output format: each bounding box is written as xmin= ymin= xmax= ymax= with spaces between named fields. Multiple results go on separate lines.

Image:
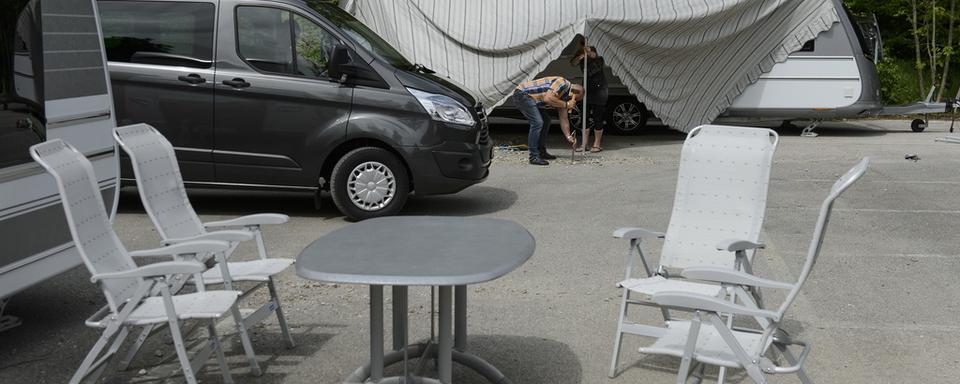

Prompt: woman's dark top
xmin=579 ymin=54 xmax=609 ymax=106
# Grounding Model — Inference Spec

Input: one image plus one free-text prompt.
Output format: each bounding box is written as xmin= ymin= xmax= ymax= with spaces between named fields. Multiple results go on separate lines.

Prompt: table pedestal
xmin=344 ymin=285 xmax=511 ymax=384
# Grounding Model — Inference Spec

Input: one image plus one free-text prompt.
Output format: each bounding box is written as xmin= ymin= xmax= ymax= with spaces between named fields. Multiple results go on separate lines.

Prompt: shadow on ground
xmin=723 ymin=119 xmax=895 ymax=137
xmin=119 ymin=185 xmax=518 ymax=219
xmin=448 ymin=335 xmax=582 ymax=384
xmin=117 ymin=188 xmax=325 ymax=218
xmin=119 ymin=327 xmax=337 ymax=383
xmin=490 ymin=121 xmax=687 ymax=151
xmin=404 ymin=186 xmax=518 ymax=217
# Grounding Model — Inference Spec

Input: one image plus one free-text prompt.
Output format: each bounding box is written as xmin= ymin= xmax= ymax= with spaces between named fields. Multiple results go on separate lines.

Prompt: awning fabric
xmin=343 ymin=0 xmax=839 ymax=131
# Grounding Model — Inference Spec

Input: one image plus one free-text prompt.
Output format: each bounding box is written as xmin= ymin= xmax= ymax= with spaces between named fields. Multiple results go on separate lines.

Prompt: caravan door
xmin=1 ymin=0 xmax=119 ymax=302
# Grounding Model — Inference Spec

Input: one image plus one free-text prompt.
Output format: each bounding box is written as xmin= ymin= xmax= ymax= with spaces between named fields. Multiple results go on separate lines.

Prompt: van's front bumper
xmin=402 ymin=139 xmax=493 ymax=196
xmin=401 ymin=113 xmax=494 ymax=196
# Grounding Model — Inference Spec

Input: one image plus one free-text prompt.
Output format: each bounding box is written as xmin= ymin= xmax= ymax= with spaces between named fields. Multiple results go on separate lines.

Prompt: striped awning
xmin=343 ymin=0 xmax=839 ymax=131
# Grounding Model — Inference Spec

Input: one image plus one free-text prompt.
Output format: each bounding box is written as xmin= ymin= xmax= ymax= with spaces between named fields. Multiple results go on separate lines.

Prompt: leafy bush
xmin=877 ymin=58 xmax=920 ymax=105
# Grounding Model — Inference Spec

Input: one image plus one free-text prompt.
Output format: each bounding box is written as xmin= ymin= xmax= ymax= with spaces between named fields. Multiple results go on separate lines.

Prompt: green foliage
xmin=845 ymin=0 xmax=958 ymax=101
xmin=877 ymin=58 xmax=921 ymax=104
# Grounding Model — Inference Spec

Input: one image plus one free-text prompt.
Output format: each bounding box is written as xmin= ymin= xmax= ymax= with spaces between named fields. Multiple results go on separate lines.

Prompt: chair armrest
xmin=128 ymin=240 xmax=231 ymax=258
xmin=91 ymin=261 xmax=206 ymax=282
xmin=716 ymin=239 xmax=765 ymax=252
xmin=652 ymin=291 xmax=781 ymax=321
xmin=204 ymin=213 xmax=289 ymax=228
xmin=162 ymin=230 xmax=254 ymax=246
xmin=681 ymin=267 xmax=794 ymax=290
xmin=613 ymin=227 xmax=665 ymax=240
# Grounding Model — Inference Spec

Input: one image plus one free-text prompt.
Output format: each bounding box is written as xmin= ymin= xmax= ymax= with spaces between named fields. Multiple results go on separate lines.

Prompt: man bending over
xmin=512 ymin=76 xmax=583 ymax=165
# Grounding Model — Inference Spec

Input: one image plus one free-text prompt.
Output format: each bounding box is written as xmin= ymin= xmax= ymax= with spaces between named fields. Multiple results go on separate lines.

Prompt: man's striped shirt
xmin=516 ymin=76 xmax=571 ymax=108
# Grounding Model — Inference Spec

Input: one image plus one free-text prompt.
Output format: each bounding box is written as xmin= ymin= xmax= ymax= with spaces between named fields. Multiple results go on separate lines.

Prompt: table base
xmin=342 ymin=343 xmax=512 ymax=384
xmin=350 ymin=285 xmax=511 ymax=384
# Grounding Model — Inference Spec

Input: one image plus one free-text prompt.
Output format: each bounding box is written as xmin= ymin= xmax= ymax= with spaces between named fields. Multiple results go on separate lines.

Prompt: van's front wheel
xmin=330 ymin=147 xmax=410 ymax=220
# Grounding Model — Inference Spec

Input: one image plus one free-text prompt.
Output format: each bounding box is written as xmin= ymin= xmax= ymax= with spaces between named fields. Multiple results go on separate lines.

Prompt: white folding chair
xmin=643 ymin=158 xmax=869 ymax=384
xmin=30 ymin=139 xmax=240 ymax=384
xmin=113 ymin=123 xmax=295 ymax=373
xmin=610 ymin=125 xmax=779 ymax=378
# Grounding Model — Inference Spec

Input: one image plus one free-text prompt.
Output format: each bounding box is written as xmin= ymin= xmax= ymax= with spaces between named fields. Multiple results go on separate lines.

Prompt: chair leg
xmin=231 ymin=304 xmax=262 ymax=376
xmin=675 ymin=312 xmax=702 ymax=384
xmin=267 ymin=277 xmax=295 ymax=348
xmin=70 ymin=324 xmax=121 ymax=384
xmin=85 ymin=327 xmax=131 ymax=383
xmin=118 ymin=324 xmax=156 ymax=370
xmin=609 ymin=288 xmax=630 ymax=378
xmin=208 ymin=321 xmax=235 ymax=384
xmin=167 ymin=316 xmax=198 ymax=384
xmin=707 ymin=314 xmax=768 ymax=384
xmin=775 ymin=343 xmax=814 ymax=384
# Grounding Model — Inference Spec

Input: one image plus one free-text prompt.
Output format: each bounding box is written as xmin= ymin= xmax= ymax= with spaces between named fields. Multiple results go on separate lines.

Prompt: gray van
xmin=97 ymin=0 xmax=492 ymax=219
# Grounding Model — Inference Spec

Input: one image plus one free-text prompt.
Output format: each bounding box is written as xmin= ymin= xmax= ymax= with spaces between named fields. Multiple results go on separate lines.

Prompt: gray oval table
xmin=296 ymin=216 xmax=535 ymax=384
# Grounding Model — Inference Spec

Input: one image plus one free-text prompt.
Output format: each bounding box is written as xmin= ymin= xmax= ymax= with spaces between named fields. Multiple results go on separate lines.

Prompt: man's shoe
xmin=539 ymin=151 xmax=557 ymax=160
xmin=529 ymin=158 xmax=549 ymax=165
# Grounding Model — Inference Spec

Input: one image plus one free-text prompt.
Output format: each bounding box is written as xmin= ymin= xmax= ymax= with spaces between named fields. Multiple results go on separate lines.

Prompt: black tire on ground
xmin=605 ymin=98 xmax=648 ymax=135
xmin=911 ymin=118 xmax=927 ymax=132
xmin=330 ymin=147 xmax=410 ymax=221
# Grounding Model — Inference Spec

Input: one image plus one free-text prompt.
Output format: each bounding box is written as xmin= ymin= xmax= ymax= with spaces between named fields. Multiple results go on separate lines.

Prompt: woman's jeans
xmin=513 ymin=91 xmax=552 ymax=159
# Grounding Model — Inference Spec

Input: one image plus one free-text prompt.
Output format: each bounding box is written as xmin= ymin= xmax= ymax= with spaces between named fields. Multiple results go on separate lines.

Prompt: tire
xmin=911 ymin=118 xmax=927 ymax=132
xmin=606 ymin=98 xmax=648 ymax=134
xmin=330 ymin=147 xmax=410 ymax=221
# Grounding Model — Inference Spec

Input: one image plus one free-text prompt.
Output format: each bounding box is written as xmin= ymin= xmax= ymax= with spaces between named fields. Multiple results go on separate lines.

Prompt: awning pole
xmin=583 ymin=38 xmax=588 ymax=146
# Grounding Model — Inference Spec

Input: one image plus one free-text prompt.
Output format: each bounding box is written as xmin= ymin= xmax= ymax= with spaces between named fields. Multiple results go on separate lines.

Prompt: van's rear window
xmin=98 ymin=1 xmax=215 ymax=69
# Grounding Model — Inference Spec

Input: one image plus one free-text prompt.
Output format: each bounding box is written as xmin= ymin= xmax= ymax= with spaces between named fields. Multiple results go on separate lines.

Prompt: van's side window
xmin=236 ymin=6 xmax=337 ymax=80
xmin=98 ymin=1 xmax=215 ymax=69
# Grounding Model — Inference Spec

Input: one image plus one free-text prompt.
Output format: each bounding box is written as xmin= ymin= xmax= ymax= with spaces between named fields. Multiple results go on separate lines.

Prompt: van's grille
xmin=475 ymin=103 xmax=490 ymax=145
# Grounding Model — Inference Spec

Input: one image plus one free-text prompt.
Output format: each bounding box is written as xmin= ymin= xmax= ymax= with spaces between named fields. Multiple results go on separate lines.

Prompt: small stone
xmin=154 ymin=349 xmax=164 ymax=357
xmin=138 ymin=369 xmax=148 ymax=376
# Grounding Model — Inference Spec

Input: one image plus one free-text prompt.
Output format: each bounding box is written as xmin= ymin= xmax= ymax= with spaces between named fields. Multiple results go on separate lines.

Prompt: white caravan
xmin=493 ymin=0 xmax=912 ymax=134
xmin=0 ymin=0 xmax=119 ymax=331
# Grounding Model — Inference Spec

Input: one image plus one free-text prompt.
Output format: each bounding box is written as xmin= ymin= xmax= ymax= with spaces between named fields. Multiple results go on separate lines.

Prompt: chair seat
xmin=124 ymin=291 xmax=241 ymax=326
xmin=201 ymin=258 xmax=294 ymax=284
xmin=617 ymin=276 xmax=723 ymax=299
xmin=640 ymin=320 xmax=767 ymax=368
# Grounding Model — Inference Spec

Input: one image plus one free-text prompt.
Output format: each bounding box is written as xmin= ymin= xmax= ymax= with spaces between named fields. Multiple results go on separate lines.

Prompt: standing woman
xmin=571 ymin=39 xmax=608 ymax=152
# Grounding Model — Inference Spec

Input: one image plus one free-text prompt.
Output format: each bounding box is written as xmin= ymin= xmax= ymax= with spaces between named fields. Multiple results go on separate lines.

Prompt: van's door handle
xmin=222 ymin=78 xmax=251 ymax=88
xmin=177 ymin=73 xmax=206 ymax=84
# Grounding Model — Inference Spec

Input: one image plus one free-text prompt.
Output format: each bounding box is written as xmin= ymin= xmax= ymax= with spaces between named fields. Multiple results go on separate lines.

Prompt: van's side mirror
xmin=326 ymin=43 xmax=388 ymax=88
xmin=328 ymin=44 xmax=351 ymax=83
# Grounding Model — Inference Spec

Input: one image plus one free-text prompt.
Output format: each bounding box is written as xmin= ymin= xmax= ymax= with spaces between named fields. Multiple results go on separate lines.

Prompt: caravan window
xmin=0 ymin=0 xmax=45 ymax=169
xmin=99 ymin=1 xmax=215 ymax=68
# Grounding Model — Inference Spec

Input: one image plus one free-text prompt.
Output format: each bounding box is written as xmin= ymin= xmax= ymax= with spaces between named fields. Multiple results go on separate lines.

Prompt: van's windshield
xmin=306 ymin=1 xmax=414 ymax=70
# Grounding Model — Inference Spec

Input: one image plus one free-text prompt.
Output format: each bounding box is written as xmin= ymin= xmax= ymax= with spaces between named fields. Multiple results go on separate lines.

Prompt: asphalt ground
xmin=2 ymin=118 xmax=959 ymax=383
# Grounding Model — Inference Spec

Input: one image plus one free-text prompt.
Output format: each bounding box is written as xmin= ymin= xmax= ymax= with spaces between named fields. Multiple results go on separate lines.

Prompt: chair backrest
xmin=776 ymin=158 xmax=869 ymax=317
xmin=659 ymin=125 xmax=778 ymax=270
xmin=30 ymin=140 xmax=140 ymax=313
xmin=114 ymin=124 xmax=205 ymax=241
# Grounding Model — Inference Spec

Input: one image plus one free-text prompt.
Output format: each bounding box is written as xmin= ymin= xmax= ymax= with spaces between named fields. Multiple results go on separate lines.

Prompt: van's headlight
xmin=407 ymin=88 xmax=475 ymax=126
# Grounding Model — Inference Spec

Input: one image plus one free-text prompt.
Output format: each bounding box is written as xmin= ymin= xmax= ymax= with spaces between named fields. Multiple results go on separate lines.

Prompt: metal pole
xmin=370 ymin=285 xmax=384 ymax=381
xmin=392 ymin=286 xmax=408 ymax=351
xmin=455 ymin=285 xmax=467 ymax=351
xmin=582 ymin=37 xmax=588 ymax=148
xmin=438 ymin=286 xmax=453 ymax=383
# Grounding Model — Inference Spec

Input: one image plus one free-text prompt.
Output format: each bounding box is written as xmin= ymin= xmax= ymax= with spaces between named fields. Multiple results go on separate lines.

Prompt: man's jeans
xmin=513 ymin=91 xmax=552 ymax=159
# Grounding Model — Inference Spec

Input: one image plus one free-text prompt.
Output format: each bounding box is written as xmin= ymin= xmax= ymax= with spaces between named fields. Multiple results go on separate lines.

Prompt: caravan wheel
xmin=911 ymin=119 xmax=926 ymax=132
